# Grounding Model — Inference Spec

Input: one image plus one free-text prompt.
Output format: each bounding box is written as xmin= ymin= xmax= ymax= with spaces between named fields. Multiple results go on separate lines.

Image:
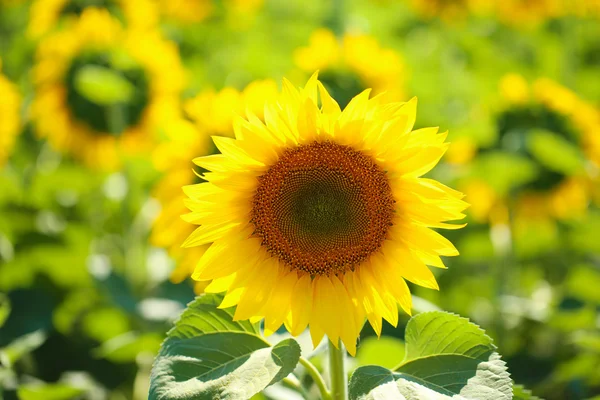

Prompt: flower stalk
xmin=328 ymin=339 xmax=347 ymax=400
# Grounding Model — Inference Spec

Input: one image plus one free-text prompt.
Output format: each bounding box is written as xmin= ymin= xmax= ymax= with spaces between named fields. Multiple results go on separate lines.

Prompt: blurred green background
xmin=1 ymin=0 xmax=599 ymax=399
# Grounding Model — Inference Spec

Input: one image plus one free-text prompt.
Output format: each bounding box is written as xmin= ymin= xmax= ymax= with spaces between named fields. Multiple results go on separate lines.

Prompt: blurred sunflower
xmin=0 ymin=58 xmax=21 ymax=167
xmin=409 ymin=0 xmax=492 ymax=21
xmin=31 ymin=8 xmax=185 ymax=170
xmin=28 ymin=0 xmax=158 ymax=38
xmin=294 ymin=28 xmax=405 ymax=108
xmin=182 ymin=74 xmax=467 ymax=355
xmin=157 ymin=0 xmax=263 ymax=25
xmin=151 ymin=79 xmax=279 ymax=294
xmin=463 ymin=74 xmax=599 ymax=225
xmin=157 ymin=0 xmax=214 ymax=24
xmin=495 ymin=0 xmax=561 ymax=27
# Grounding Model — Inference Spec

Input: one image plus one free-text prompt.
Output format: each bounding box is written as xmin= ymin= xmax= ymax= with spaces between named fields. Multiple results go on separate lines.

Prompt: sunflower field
xmin=1 ymin=0 xmax=599 ymax=399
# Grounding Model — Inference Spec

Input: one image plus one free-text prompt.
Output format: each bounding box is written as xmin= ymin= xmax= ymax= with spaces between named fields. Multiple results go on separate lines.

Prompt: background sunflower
xmin=30 ymin=7 xmax=185 ymax=170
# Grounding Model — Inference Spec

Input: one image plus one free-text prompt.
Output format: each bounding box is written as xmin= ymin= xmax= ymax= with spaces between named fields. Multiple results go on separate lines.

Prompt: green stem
xmin=282 ymin=376 xmax=310 ymax=399
xmin=328 ymin=339 xmax=347 ymax=400
xmin=299 ymin=356 xmax=331 ymax=400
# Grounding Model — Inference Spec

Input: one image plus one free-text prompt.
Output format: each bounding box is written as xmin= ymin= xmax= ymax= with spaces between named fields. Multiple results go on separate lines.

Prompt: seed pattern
xmin=251 ymin=141 xmax=395 ymax=275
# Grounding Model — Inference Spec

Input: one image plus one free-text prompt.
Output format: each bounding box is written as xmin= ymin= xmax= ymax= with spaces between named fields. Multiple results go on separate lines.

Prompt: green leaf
xmin=513 ymin=383 xmax=542 ymax=400
xmin=168 ymin=293 xmax=260 ymax=338
xmin=527 ymin=129 xmax=585 ymax=175
xmin=149 ymin=295 xmax=301 ymax=400
xmin=356 ymin=336 xmax=405 ymax=370
xmin=74 ymin=65 xmax=135 ymax=105
xmin=0 ymin=293 xmax=10 ymax=328
xmin=0 ymin=330 xmax=47 ymax=367
xmin=402 ymin=311 xmax=494 ymax=362
xmin=349 ymin=312 xmax=512 ymax=400
xmin=470 ymin=152 xmax=539 ymax=196
xmin=92 ymin=332 xmax=163 ymax=363
xmin=17 ymin=384 xmax=85 ymax=400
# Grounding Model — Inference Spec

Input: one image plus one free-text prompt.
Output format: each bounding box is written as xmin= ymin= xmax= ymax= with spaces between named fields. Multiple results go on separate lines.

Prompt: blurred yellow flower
xmin=0 ymin=59 xmax=21 ymax=167
xmin=28 ymin=0 xmax=159 ymax=38
xmin=409 ymin=0 xmax=493 ymax=21
xmin=182 ymin=75 xmax=467 ymax=355
xmin=151 ymin=79 xmax=279 ymax=294
xmin=495 ymin=0 xmax=561 ymax=26
xmin=31 ymin=8 xmax=185 ymax=170
xmin=445 ymin=136 xmax=477 ymax=165
xmin=158 ymin=0 xmax=214 ymax=24
xmin=500 ymin=73 xmax=530 ymax=105
xmin=294 ymin=28 xmax=405 ymax=106
xmin=489 ymin=74 xmax=599 ymax=223
xmin=185 ymin=79 xmax=279 ymax=135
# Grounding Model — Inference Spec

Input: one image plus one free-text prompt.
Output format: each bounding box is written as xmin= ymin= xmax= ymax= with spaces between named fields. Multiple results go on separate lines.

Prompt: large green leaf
xmin=349 ymin=312 xmax=512 ymax=400
xmin=149 ymin=294 xmax=301 ymax=400
xmin=168 ymin=293 xmax=260 ymax=338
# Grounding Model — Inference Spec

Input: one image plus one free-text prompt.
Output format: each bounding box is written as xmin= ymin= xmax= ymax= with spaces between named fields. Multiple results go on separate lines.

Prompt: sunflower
xmin=157 ymin=0 xmax=214 ymax=24
xmin=31 ymin=8 xmax=185 ymax=170
xmin=151 ymin=80 xmax=279 ymax=293
xmin=409 ymin=0 xmax=492 ymax=21
xmin=495 ymin=0 xmax=561 ymax=26
xmin=463 ymin=74 xmax=599 ymax=225
xmin=181 ymin=74 xmax=467 ymax=355
xmin=28 ymin=0 xmax=159 ymax=38
xmin=0 ymin=59 xmax=21 ymax=167
xmin=294 ymin=29 xmax=405 ymax=108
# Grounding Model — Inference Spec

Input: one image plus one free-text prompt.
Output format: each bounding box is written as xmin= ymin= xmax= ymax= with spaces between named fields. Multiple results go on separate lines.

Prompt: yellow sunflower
xmin=0 ymin=59 xmax=21 ymax=167
xmin=463 ymin=74 xmax=598 ymax=225
xmin=28 ymin=0 xmax=158 ymax=38
xmin=31 ymin=8 xmax=185 ymax=170
xmin=409 ymin=0 xmax=492 ymax=21
xmin=157 ymin=0 xmax=214 ymax=24
xmin=181 ymin=74 xmax=467 ymax=355
xmin=151 ymin=80 xmax=279 ymax=293
xmin=495 ymin=0 xmax=561 ymax=27
xmin=294 ymin=28 xmax=405 ymax=108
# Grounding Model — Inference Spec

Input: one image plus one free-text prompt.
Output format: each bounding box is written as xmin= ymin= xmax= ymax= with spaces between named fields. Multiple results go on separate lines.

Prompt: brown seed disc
xmin=251 ymin=141 xmax=395 ymax=275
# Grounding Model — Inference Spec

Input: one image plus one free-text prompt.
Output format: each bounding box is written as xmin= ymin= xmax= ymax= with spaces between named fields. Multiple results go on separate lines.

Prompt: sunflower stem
xmin=328 ymin=339 xmax=347 ymax=400
xmin=299 ymin=356 xmax=331 ymax=400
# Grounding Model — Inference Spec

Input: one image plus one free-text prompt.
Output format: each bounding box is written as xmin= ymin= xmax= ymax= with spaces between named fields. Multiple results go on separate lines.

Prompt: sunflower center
xmin=252 ymin=141 xmax=395 ymax=275
xmin=65 ymin=51 xmax=150 ymax=135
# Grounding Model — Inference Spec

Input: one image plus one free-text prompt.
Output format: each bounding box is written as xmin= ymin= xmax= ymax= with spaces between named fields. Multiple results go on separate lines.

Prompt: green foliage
xmin=74 ymin=65 xmax=136 ymax=105
xmin=0 ymin=294 xmax=9 ymax=328
xmin=0 ymin=330 xmax=47 ymax=368
xmin=513 ymin=384 xmax=542 ymax=400
xmin=17 ymin=384 xmax=85 ymax=400
xmin=356 ymin=336 xmax=405 ymax=370
xmin=349 ymin=312 xmax=512 ymax=400
xmin=526 ymin=130 xmax=585 ymax=175
xmin=149 ymin=295 xmax=301 ymax=400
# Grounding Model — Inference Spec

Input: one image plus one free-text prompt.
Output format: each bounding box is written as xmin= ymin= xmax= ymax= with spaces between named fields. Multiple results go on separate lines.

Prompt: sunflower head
xmin=494 ymin=74 xmax=596 ymax=220
xmin=31 ymin=7 xmax=184 ymax=170
xmin=182 ymin=74 xmax=467 ymax=355
xmin=28 ymin=0 xmax=158 ymax=38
